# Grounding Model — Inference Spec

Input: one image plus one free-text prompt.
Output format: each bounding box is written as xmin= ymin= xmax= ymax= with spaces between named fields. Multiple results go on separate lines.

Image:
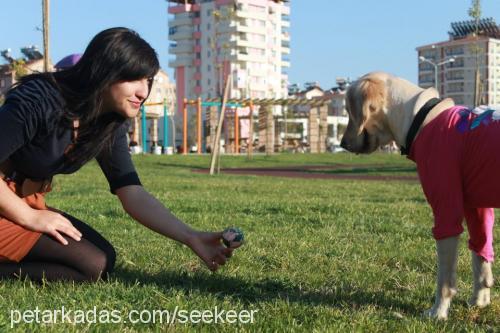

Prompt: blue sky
xmin=1 ymin=1 xmax=499 ymax=88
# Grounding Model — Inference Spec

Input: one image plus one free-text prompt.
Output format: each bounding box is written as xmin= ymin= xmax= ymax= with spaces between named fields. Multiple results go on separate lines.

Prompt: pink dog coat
xmin=408 ymin=105 xmax=499 ymax=262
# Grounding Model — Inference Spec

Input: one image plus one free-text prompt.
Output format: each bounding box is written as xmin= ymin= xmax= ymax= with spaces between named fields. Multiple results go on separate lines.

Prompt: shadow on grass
xmin=312 ymin=166 xmax=417 ymax=175
xmin=156 ymin=162 xmax=207 ymax=170
xmin=154 ymin=162 xmax=417 ymax=176
xmin=113 ymin=266 xmax=420 ymax=315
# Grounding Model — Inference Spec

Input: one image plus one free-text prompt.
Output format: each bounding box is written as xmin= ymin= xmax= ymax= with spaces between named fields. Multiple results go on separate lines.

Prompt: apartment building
xmin=416 ymin=18 xmax=500 ymax=107
xmin=168 ymin=0 xmax=290 ymax=113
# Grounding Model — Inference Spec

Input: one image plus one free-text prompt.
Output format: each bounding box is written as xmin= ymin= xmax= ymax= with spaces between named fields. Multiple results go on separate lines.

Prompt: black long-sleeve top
xmin=0 ymin=78 xmax=141 ymax=194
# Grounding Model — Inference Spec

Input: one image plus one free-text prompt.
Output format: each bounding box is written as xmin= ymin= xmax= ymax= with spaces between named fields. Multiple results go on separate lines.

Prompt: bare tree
xmin=468 ymin=0 xmax=484 ymax=105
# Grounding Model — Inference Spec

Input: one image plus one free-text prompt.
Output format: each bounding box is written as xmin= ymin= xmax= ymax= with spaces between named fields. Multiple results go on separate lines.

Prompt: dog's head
xmin=340 ymin=73 xmax=395 ymax=154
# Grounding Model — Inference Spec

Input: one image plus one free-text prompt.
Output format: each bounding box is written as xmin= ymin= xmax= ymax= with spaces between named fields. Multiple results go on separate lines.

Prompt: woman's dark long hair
xmin=17 ymin=27 xmax=159 ymax=165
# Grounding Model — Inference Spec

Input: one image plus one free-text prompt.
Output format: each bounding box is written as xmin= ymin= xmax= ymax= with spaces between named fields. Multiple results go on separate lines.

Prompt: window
xmin=207 ymin=64 xmax=211 ymax=71
xmin=248 ymin=4 xmax=266 ymax=13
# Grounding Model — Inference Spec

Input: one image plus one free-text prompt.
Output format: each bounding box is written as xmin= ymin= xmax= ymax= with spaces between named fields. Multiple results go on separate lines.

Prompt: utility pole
xmin=42 ymin=0 xmax=50 ymax=72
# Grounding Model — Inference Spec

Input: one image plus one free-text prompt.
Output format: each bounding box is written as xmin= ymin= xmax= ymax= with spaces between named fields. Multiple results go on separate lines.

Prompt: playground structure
xmin=184 ymin=96 xmax=332 ymax=155
xmin=133 ymin=96 xmax=334 ymax=155
xmin=129 ymin=100 xmax=171 ymax=154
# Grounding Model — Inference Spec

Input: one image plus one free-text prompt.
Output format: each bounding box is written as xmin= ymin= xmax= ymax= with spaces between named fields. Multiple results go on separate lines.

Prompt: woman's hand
xmin=186 ymin=231 xmax=234 ymax=271
xmin=24 ymin=209 xmax=82 ymax=245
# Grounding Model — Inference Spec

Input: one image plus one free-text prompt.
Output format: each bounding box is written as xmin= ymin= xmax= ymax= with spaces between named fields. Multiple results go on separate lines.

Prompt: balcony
xmin=447 ymin=88 xmax=464 ymax=93
xmin=235 ymin=8 xmax=267 ymax=20
xmin=236 ymin=23 xmax=265 ymax=34
xmin=419 ymin=78 xmax=435 ymax=84
xmin=233 ymin=52 xmax=266 ymax=63
xmin=169 ymin=27 xmax=194 ymax=40
xmin=446 ymin=60 xmax=464 ymax=69
xmin=168 ymin=3 xmax=200 ymax=14
xmin=169 ymin=16 xmax=193 ymax=27
xmin=446 ymin=70 xmax=465 ymax=81
xmin=419 ymin=63 xmax=434 ymax=71
xmin=168 ymin=56 xmax=194 ymax=68
xmin=169 ymin=42 xmax=194 ymax=54
xmin=445 ymin=48 xmax=465 ymax=56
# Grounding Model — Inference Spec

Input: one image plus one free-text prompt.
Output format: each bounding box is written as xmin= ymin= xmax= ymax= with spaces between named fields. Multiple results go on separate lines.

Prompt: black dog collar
xmin=400 ymin=98 xmax=442 ymax=156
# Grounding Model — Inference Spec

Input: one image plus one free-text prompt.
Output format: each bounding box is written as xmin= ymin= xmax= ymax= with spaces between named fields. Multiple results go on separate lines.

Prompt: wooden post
xmin=247 ymin=100 xmax=254 ymax=159
xmin=210 ymin=74 xmax=231 ymax=175
xmin=197 ymin=97 xmax=202 ymax=154
xmin=208 ymin=106 xmax=218 ymax=152
xmin=308 ymin=106 xmax=319 ymax=153
xmin=258 ymin=105 xmax=267 ymax=152
xmin=319 ymin=104 xmax=328 ymax=153
xmin=152 ymin=118 xmax=158 ymax=147
xmin=234 ymin=108 xmax=239 ymax=153
xmin=163 ymin=99 xmax=169 ymax=149
xmin=141 ymin=105 xmax=147 ymax=153
xmin=266 ymin=106 xmax=274 ymax=155
xmin=183 ymin=98 xmax=188 ymax=155
xmin=132 ymin=116 xmax=140 ymax=143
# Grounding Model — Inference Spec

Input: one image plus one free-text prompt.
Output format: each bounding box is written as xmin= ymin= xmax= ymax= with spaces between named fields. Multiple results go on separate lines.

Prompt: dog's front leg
xmin=424 ymin=236 xmax=459 ymax=320
xmin=469 ymin=252 xmax=494 ymax=307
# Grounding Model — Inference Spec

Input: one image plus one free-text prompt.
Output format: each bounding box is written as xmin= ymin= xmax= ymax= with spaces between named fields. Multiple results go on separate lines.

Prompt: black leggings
xmin=0 ymin=212 xmax=116 ymax=282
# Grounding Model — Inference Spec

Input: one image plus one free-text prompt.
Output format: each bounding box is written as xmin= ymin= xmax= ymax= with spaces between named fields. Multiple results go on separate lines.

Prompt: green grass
xmin=0 ymin=153 xmax=498 ymax=332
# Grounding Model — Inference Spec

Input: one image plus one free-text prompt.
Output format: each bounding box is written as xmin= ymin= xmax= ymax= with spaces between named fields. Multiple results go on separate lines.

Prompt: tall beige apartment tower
xmin=416 ymin=18 xmax=500 ymax=107
xmin=168 ymin=0 xmax=290 ymax=113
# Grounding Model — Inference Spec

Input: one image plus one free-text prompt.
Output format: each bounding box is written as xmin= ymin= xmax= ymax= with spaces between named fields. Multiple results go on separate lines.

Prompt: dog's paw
xmin=469 ymin=288 xmax=491 ymax=308
xmin=423 ymin=306 xmax=449 ymax=320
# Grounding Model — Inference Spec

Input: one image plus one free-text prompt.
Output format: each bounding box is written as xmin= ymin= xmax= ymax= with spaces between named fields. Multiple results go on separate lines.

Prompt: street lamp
xmin=419 ymin=56 xmax=456 ymax=92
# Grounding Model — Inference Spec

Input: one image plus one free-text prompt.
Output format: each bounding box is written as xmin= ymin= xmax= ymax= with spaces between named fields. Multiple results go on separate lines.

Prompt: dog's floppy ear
xmin=357 ymin=77 xmax=386 ymax=134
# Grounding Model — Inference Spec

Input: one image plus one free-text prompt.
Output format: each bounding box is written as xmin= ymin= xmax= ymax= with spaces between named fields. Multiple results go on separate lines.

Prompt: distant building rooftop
xmin=449 ymin=17 xmax=500 ymax=40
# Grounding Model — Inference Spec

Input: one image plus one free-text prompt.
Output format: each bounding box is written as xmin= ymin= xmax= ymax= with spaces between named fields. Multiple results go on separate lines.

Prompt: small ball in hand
xmin=222 ymin=227 xmax=244 ymax=248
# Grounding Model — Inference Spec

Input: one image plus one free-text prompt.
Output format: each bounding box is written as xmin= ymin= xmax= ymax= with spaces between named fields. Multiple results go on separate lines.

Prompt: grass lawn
xmin=0 ymin=153 xmax=498 ymax=332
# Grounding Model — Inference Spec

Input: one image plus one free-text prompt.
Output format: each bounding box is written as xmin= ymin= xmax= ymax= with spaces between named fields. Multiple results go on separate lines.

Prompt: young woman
xmin=0 ymin=27 xmax=234 ymax=282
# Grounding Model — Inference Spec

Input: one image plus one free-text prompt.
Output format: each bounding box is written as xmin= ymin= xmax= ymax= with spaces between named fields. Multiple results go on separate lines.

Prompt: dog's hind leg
xmin=464 ymin=207 xmax=494 ymax=307
xmin=424 ymin=236 xmax=459 ymax=320
xmin=469 ymin=252 xmax=494 ymax=307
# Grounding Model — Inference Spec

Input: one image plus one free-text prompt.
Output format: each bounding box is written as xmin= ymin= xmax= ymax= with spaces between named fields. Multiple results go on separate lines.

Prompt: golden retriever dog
xmin=340 ymin=72 xmax=496 ymax=319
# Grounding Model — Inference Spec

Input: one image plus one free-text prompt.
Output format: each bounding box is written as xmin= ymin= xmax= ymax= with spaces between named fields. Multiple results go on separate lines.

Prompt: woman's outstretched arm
xmin=116 ymin=185 xmax=232 ymax=271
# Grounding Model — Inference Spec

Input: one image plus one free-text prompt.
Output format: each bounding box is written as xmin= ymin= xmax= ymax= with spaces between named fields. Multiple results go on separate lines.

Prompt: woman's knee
xmin=60 ymin=238 xmax=113 ymax=282
xmin=104 ymin=242 xmax=116 ymax=274
xmin=82 ymin=249 xmax=109 ymax=282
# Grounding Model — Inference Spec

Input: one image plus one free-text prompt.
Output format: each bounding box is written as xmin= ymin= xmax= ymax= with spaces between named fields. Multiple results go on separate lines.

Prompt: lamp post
xmin=418 ymin=56 xmax=456 ymax=93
